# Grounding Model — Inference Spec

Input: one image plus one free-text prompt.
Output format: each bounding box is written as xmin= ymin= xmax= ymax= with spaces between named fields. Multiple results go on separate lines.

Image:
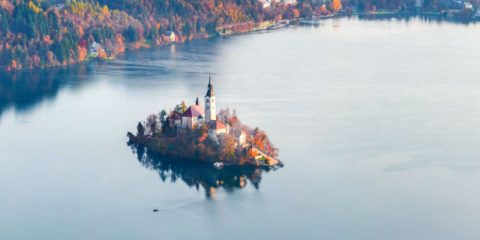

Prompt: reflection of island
xmin=130 ymin=143 xmax=281 ymax=199
xmin=0 ymin=65 xmax=93 ymax=116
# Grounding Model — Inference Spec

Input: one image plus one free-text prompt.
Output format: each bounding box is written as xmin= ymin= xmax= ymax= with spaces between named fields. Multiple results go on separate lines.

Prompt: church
xmin=176 ymin=77 xmax=228 ymax=135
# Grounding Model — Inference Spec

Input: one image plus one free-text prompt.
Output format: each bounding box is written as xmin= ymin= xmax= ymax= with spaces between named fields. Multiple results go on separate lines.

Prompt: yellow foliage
xmin=28 ymin=1 xmax=42 ymax=14
xmin=70 ymin=0 xmax=88 ymax=15
xmin=102 ymin=5 xmax=109 ymax=15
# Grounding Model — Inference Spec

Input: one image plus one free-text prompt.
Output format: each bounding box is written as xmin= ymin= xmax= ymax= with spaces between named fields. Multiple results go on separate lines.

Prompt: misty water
xmin=1 ymin=17 xmax=480 ymax=239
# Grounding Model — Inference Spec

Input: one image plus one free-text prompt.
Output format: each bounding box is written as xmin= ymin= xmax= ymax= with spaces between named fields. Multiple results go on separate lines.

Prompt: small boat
xmin=213 ymin=162 xmax=224 ymax=169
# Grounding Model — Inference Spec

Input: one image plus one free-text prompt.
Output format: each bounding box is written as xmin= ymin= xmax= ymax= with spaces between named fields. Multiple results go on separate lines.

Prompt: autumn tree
xmin=146 ymin=114 xmax=159 ymax=136
xmin=171 ymin=101 xmax=186 ymax=114
xmin=159 ymin=109 xmax=168 ymax=123
xmin=217 ymin=108 xmax=231 ymax=122
xmin=181 ymin=101 xmax=187 ymax=112
xmin=222 ymin=134 xmax=236 ymax=161
xmin=252 ymin=128 xmax=266 ymax=151
xmin=332 ymin=0 xmax=342 ymax=12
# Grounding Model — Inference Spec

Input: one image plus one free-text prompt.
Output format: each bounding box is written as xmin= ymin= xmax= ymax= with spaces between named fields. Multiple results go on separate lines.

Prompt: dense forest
xmin=0 ymin=0 xmax=478 ymax=71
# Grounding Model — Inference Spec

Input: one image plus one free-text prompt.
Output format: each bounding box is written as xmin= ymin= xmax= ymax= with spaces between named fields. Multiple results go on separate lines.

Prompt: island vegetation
xmin=1 ymin=0 xmax=479 ymax=71
xmin=127 ymin=78 xmax=280 ymax=167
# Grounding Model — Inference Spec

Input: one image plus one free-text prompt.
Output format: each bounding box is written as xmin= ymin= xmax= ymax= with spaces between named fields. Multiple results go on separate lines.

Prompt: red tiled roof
xmin=182 ymin=105 xmax=204 ymax=118
xmin=209 ymin=120 xmax=226 ymax=130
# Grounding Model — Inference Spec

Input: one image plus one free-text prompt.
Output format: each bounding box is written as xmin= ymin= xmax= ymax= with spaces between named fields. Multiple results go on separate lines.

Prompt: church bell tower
xmin=205 ymin=76 xmax=216 ymax=122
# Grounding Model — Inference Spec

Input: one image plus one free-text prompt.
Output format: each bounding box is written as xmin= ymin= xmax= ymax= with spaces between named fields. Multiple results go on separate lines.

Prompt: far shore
xmin=3 ymin=11 xmax=478 ymax=73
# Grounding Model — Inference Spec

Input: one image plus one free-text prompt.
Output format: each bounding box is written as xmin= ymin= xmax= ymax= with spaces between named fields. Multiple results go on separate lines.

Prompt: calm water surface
xmin=1 ymin=18 xmax=480 ymax=239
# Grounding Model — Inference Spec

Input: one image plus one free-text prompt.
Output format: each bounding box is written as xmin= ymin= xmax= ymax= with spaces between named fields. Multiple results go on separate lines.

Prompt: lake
xmin=1 ymin=17 xmax=480 ymax=239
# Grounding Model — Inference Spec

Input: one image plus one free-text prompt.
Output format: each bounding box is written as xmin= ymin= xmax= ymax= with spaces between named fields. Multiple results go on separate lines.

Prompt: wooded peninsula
xmin=1 ymin=0 xmax=479 ymax=71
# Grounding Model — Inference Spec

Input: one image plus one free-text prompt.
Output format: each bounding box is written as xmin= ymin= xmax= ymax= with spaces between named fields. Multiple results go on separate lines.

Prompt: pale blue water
xmin=1 ymin=17 xmax=480 ymax=239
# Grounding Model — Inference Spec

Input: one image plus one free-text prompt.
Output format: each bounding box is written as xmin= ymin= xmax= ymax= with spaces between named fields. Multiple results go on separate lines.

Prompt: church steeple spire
xmin=206 ymin=75 xmax=215 ymax=97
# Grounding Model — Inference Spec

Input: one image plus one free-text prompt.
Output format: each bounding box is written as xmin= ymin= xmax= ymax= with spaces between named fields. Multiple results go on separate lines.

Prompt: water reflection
xmin=356 ymin=13 xmax=475 ymax=24
xmin=0 ymin=64 xmax=95 ymax=117
xmin=0 ymin=39 xmax=218 ymax=119
xmin=129 ymin=143 xmax=281 ymax=199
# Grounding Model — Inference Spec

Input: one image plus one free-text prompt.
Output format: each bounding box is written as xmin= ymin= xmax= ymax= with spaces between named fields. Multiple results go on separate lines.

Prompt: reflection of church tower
xmin=205 ymin=76 xmax=216 ymax=122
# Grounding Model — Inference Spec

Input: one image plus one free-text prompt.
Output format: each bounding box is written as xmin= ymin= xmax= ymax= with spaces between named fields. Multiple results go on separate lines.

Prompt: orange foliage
xmin=115 ymin=34 xmax=125 ymax=52
xmin=102 ymin=5 xmax=109 ymax=15
xmin=292 ymin=9 xmax=300 ymax=18
xmin=247 ymin=149 xmax=257 ymax=158
xmin=43 ymin=35 xmax=53 ymax=45
xmin=77 ymin=46 xmax=87 ymax=61
xmin=332 ymin=0 xmax=342 ymax=12
xmin=0 ymin=0 xmax=14 ymax=13
xmin=253 ymin=131 xmax=266 ymax=151
xmin=320 ymin=4 xmax=328 ymax=14
xmin=76 ymin=25 xmax=85 ymax=38
xmin=98 ymin=47 xmax=107 ymax=59
xmin=10 ymin=59 xmax=17 ymax=69
xmin=198 ymin=133 xmax=208 ymax=143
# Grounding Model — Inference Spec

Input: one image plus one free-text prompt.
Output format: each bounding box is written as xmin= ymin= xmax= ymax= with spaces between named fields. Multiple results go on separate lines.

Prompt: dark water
xmin=1 ymin=18 xmax=480 ymax=239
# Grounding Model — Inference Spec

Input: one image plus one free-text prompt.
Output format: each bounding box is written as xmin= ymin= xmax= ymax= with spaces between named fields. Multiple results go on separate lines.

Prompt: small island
xmin=128 ymin=77 xmax=281 ymax=168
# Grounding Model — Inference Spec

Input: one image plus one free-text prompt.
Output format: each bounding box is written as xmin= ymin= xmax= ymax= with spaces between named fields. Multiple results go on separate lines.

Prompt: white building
xmin=281 ymin=0 xmax=297 ymax=5
xmin=208 ymin=120 xmax=228 ymax=135
xmin=181 ymin=98 xmax=204 ymax=129
xmin=258 ymin=0 xmax=271 ymax=8
xmin=171 ymin=77 xmax=232 ymax=135
xmin=89 ymin=42 xmax=99 ymax=57
xmin=205 ymin=76 xmax=216 ymax=122
xmin=233 ymin=129 xmax=249 ymax=147
xmin=464 ymin=2 xmax=473 ymax=9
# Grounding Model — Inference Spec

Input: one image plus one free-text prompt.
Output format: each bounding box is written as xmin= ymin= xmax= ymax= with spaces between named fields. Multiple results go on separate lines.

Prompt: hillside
xmin=0 ymin=0 xmax=476 ymax=71
xmin=0 ymin=0 xmax=299 ymax=71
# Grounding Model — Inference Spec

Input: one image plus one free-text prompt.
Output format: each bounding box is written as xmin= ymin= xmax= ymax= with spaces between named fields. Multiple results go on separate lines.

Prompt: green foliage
xmin=0 ymin=8 xmax=9 ymax=33
xmin=12 ymin=4 xmax=37 ymax=38
xmin=123 ymin=25 xmax=138 ymax=42
xmin=0 ymin=0 xmax=469 ymax=70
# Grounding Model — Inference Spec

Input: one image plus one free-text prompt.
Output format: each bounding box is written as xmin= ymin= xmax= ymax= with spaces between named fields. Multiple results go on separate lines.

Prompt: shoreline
xmin=128 ymin=135 xmax=282 ymax=168
xmin=3 ymin=11 xmax=478 ymax=73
